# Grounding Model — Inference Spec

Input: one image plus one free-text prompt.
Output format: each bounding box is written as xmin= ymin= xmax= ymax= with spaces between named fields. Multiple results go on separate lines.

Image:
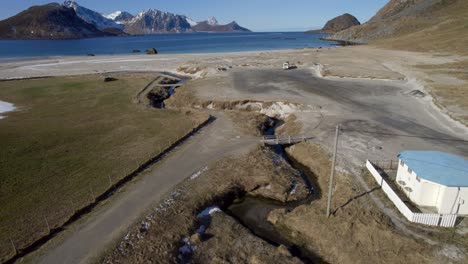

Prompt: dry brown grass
xmin=268 ymin=142 xmax=439 ymax=264
xmin=414 ymin=60 xmax=468 ymax=124
xmin=103 ymin=147 xmax=308 ymax=263
xmin=0 ymin=74 xmax=208 ymax=262
xmin=276 ymin=114 xmax=303 ymax=136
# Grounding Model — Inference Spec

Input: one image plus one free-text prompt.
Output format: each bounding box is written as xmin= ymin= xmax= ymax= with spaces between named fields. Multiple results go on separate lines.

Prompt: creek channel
xmin=223 ymin=117 xmax=325 ymax=263
xmin=146 ymin=75 xmax=325 ymax=263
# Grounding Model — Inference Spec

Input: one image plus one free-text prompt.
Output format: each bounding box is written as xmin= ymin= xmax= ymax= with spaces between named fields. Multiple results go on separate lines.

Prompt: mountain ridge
xmin=0 ymin=3 xmax=113 ymax=39
xmin=0 ymin=1 xmax=252 ymax=39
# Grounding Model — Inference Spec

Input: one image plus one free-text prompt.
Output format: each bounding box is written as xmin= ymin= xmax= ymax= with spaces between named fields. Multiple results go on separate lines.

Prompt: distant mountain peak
xmin=0 ymin=3 xmax=114 ymax=39
xmin=208 ymin=17 xmax=218 ymax=25
xmin=105 ymin=11 xmax=134 ymax=25
xmin=105 ymin=11 xmax=122 ymax=20
xmin=62 ymin=0 xmax=122 ymax=30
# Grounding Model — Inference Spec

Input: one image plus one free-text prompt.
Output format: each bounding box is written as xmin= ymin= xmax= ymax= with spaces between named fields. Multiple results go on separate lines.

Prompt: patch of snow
xmin=105 ymin=11 xmax=122 ymax=20
xmin=185 ymin=17 xmax=198 ymax=26
xmin=63 ymin=1 xmax=122 ymax=30
xmin=190 ymin=166 xmax=208 ymax=180
xmin=197 ymin=206 xmax=221 ymax=219
xmin=289 ymin=182 xmax=298 ymax=195
xmin=207 ymin=17 xmax=219 ymax=26
xmin=0 ymin=100 xmax=15 ymax=119
xmin=260 ymin=101 xmax=300 ymax=118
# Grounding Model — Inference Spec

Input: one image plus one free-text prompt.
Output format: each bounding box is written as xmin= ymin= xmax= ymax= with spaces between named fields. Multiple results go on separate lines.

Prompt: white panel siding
xmin=367 ymin=160 xmax=457 ymax=227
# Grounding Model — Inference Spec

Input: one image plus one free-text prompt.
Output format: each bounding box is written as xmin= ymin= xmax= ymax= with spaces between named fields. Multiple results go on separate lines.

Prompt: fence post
xmin=45 ymin=217 xmax=50 ymax=233
xmin=326 ymin=125 xmax=340 ymax=217
xmin=90 ymin=187 xmax=95 ymax=201
xmin=9 ymin=238 xmax=17 ymax=255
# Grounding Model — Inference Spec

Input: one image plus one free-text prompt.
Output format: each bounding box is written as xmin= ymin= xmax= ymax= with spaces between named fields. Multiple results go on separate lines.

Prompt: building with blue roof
xmin=396 ymin=151 xmax=468 ymax=215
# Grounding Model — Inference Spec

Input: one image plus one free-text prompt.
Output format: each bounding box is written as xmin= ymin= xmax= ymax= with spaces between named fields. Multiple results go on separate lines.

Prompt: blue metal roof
xmin=398 ymin=151 xmax=468 ymax=187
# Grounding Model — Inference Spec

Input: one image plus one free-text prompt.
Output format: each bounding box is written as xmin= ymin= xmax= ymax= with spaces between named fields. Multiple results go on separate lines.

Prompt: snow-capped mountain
xmin=184 ymin=17 xmax=198 ymax=27
xmin=207 ymin=17 xmax=219 ymax=26
xmin=63 ymin=1 xmax=123 ymax=30
xmin=105 ymin=11 xmax=134 ymax=25
xmin=124 ymin=9 xmax=193 ymax=34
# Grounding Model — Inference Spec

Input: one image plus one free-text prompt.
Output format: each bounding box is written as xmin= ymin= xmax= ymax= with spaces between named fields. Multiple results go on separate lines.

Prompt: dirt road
xmin=194 ymin=68 xmax=468 ymax=167
xmin=35 ymin=112 xmax=257 ymax=264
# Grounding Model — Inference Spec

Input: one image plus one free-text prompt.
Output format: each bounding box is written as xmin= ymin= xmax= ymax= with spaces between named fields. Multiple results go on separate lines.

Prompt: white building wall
xmin=438 ymin=187 xmax=468 ymax=215
xmin=396 ymin=160 xmax=441 ymax=207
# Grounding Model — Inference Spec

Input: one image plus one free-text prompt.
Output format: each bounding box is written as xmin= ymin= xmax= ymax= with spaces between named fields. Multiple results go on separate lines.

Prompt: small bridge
xmin=261 ymin=135 xmax=313 ymax=145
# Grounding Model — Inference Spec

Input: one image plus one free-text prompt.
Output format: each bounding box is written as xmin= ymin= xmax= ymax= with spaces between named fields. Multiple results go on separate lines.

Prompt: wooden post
xmin=326 ymin=125 xmax=339 ymax=217
xmin=45 ymin=217 xmax=50 ymax=233
xmin=90 ymin=187 xmax=95 ymax=201
xmin=9 ymin=238 xmax=17 ymax=254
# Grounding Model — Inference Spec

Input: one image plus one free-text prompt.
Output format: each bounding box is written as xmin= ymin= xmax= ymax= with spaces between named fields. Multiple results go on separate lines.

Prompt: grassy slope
xmin=369 ymin=0 xmax=468 ymax=124
xmin=0 ymin=75 xmax=207 ymax=261
xmin=372 ymin=0 xmax=468 ymax=55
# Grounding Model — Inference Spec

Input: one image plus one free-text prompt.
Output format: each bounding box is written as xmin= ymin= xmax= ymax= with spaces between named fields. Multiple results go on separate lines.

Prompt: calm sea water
xmin=0 ymin=32 xmax=336 ymax=58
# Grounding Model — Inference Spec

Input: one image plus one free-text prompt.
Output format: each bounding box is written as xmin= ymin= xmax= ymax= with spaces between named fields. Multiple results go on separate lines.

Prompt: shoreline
xmin=0 ymin=46 xmax=337 ymax=62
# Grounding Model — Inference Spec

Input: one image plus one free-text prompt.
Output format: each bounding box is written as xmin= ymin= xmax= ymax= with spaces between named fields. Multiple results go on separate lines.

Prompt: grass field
xmin=0 ymin=74 xmax=208 ymax=261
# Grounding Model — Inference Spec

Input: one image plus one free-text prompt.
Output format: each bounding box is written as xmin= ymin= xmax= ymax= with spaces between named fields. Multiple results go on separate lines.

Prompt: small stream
xmin=224 ymin=117 xmax=325 ymax=263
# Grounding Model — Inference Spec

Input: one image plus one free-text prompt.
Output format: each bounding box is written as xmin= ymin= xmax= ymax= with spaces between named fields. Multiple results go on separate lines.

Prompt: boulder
xmin=146 ymin=48 xmax=158 ymax=55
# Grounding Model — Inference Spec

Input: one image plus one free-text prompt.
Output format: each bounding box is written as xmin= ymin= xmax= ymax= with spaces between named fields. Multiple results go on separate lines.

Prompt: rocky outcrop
xmin=324 ymin=0 xmax=465 ymax=44
xmin=0 ymin=3 xmax=112 ymax=39
xmin=306 ymin=13 xmax=360 ymax=33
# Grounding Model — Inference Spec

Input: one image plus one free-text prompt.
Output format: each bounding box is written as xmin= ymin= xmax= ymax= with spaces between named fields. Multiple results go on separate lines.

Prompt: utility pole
xmin=326 ymin=125 xmax=339 ymax=218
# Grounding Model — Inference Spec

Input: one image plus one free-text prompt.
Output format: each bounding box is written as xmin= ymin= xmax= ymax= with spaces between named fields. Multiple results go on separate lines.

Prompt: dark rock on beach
xmin=146 ymin=48 xmax=158 ymax=55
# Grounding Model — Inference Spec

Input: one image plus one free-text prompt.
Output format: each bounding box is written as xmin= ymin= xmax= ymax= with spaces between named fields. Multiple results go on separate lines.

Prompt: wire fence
xmin=0 ymin=118 xmax=210 ymax=263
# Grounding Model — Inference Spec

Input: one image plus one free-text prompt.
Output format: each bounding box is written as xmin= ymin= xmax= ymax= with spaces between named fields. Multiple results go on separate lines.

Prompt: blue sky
xmin=1 ymin=0 xmax=389 ymax=31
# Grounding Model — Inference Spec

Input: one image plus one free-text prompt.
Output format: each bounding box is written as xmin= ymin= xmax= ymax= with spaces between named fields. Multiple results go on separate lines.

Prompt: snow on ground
xmin=185 ymin=17 xmax=198 ymax=26
xmin=189 ymin=166 xmax=208 ymax=180
xmin=0 ymin=100 xmax=15 ymax=119
xmin=105 ymin=11 xmax=122 ymax=20
xmin=197 ymin=206 xmax=221 ymax=219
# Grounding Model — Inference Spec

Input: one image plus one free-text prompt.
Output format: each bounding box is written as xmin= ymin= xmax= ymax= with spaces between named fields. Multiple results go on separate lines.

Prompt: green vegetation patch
xmin=0 ymin=75 xmax=207 ymax=261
